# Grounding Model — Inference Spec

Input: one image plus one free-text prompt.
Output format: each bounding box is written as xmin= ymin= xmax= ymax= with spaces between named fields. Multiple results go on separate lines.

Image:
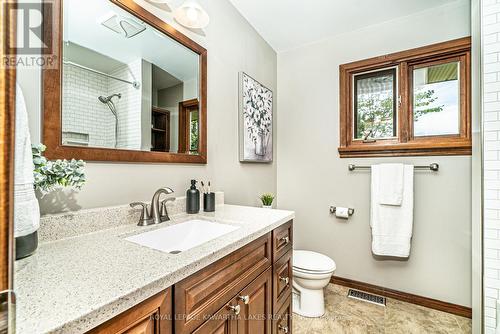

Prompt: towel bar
xmin=348 ymin=163 xmax=439 ymax=172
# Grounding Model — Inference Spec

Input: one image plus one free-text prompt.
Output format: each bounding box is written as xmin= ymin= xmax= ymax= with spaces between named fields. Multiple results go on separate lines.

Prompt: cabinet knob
xmin=278 ymin=325 xmax=289 ymax=333
xmin=228 ymin=304 xmax=241 ymax=315
xmin=280 ymin=236 xmax=290 ymax=244
xmin=238 ymin=295 xmax=250 ymax=305
xmin=279 ymin=276 xmax=289 ymax=285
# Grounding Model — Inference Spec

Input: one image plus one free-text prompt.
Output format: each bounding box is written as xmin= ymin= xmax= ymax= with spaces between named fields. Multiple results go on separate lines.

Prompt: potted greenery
xmin=260 ymin=193 xmax=274 ymax=209
xmin=15 ymin=144 xmax=86 ymax=260
xmin=32 ymin=144 xmax=86 ymax=193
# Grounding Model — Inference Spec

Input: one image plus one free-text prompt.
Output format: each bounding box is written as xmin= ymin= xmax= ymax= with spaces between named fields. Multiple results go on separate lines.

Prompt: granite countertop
xmin=14 ymin=204 xmax=294 ymax=334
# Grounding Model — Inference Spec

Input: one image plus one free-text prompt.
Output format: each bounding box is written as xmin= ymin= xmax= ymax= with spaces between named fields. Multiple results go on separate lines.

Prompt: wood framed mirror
xmin=42 ymin=0 xmax=207 ymax=163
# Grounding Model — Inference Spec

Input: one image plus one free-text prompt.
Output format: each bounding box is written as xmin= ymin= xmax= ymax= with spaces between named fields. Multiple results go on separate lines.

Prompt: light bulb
xmin=174 ymin=0 xmax=209 ymax=29
xmin=186 ymin=7 xmax=199 ymax=23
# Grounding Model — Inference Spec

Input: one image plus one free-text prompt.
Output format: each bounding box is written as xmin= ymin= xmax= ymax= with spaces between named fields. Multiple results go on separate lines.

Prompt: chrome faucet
xmin=130 ymin=187 xmax=174 ymax=226
xmin=151 ymin=187 xmax=174 ymax=224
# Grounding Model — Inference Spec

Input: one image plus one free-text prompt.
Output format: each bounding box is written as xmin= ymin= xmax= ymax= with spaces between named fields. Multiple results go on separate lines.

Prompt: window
xmin=339 ymin=37 xmax=471 ymax=157
xmin=354 ymin=68 xmax=397 ymax=140
xmin=412 ymin=60 xmax=460 ymax=137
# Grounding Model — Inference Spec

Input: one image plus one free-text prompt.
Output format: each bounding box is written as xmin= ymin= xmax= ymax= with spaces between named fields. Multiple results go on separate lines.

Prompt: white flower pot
xmin=262 ymin=205 xmax=272 ymax=209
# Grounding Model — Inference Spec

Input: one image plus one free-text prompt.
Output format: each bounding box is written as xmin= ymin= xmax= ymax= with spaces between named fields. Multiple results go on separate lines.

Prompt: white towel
xmin=371 ymin=164 xmax=414 ymax=257
xmin=14 ymin=83 xmax=40 ymax=237
xmin=377 ymin=163 xmax=404 ymax=206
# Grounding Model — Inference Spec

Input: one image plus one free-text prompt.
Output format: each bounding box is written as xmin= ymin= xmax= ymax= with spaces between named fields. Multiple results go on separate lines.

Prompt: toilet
xmin=292 ymin=250 xmax=336 ymax=317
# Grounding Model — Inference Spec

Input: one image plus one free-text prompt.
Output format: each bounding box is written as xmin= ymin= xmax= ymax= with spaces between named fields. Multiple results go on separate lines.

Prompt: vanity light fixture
xmin=173 ymin=0 xmax=209 ymax=29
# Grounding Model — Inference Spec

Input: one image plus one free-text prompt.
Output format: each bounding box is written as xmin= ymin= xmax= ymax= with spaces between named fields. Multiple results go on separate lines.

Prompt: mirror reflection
xmin=61 ymin=0 xmax=200 ymax=154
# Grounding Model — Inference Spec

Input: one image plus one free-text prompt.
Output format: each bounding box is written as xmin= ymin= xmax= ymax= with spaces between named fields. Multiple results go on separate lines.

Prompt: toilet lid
xmin=293 ymin=250 xmax=336 ymax=273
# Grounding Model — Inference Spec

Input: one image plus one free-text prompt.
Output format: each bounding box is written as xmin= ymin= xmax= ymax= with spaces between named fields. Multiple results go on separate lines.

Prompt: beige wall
xmin=276 ymin=1 xmax=472 ymax=307
xmin=20 ymin=0 xmax=277 ymax=214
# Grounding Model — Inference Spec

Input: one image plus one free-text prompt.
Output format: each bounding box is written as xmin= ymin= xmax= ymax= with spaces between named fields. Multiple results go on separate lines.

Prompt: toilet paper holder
xmin=329 ymin=206 xmax=355 ymax=217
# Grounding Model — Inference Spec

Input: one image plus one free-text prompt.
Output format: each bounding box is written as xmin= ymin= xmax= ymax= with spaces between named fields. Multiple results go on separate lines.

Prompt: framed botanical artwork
xmin=239 ymin=72 xmax=273 ymax=162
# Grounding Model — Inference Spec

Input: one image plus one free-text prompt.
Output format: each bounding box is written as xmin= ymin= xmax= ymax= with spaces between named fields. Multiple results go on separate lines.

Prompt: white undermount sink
xmin=125 ymin=219 xmax=239 ymax=254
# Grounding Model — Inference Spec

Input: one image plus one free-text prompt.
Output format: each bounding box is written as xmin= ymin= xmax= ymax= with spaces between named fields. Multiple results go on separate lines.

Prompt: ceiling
xmin=228 ymin=0 xmax=462 ymax=52
xmin=152 ymin=64 xmax=182 ymax=90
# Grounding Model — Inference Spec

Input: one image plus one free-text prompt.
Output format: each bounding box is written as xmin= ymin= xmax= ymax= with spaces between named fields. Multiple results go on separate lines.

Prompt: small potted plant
xmin=260 ymin=193 xmax=274 ymax=209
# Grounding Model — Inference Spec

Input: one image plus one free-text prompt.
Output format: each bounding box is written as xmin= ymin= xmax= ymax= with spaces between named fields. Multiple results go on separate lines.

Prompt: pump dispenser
xmin=186 ymin=179 xmax=200 ymax=214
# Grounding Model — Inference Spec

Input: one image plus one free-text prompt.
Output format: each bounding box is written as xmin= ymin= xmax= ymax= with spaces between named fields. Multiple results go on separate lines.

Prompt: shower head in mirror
xmin=98 ymin=94 xmax=121 ymax=148
xmin=98 ymin=93 xmax=121 ymax=104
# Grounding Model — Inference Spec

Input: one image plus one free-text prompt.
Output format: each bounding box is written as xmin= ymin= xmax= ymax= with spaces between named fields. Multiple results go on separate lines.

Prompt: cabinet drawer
xmin=273 ymin=250 xmax=292 ymax=310
xmin=174 ymin=233 xmax=272 ymax=334
xmin=272 ymin=221 xmax=293 ymax=262
xmin=273 ymin=296 xmax=292 ymax=334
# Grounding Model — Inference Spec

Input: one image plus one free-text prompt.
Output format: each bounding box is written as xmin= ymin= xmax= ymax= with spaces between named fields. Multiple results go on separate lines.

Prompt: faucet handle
xmin=160 ymin=198 xmax=175 ymax=222
xmin=130 ymin=202 xmax=154 ymax=226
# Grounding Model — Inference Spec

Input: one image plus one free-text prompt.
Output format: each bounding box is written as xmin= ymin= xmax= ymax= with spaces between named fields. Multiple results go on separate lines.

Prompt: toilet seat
xmin=293 ymin=266 xmax=335 ymax=275
xmin=293 ymin=268 xmax=334 ymax=280
xmin=293 ymin=250 xmax=336 ymax=273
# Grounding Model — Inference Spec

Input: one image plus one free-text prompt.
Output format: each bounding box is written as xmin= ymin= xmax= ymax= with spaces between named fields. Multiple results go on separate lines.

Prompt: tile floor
xmin=293 ymin=284 xmax=471 ymax=334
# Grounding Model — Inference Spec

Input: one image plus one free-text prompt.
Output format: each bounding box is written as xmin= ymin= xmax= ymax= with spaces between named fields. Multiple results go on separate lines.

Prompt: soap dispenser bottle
xmin=186 ymin=180 xmax=200 ymax=214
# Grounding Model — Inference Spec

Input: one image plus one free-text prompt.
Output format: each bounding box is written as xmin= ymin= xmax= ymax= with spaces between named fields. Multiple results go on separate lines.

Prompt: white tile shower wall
xmin=109 ymin=59 xmax=143 ymax=150
xmin=483 ymin=1 xmax=500 ymax=332
xmin=62 ymin=64 xmax=115 ymax=147
xmin=63 ymin=59 xmax=145 ymax=150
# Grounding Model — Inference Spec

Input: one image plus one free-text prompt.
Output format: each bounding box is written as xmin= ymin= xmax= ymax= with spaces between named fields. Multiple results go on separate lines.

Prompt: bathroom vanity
xmin=14 ymin=202 xmax=294 ymax=333
xmin=91 ymin=221 xmax=292 ymax=334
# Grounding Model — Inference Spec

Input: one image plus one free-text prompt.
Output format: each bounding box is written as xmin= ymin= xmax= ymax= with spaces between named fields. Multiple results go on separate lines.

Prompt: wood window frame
xmin=178 ymin=98 xmax=199 ymax=154
xmin=338 ymin=37 xmax=471 ymax=158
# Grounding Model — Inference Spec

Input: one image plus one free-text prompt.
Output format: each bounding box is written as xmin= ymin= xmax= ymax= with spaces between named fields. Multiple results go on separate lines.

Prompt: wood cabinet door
xmin=175 ymin=233 xmax=272 ymax=334
xmin=237 ymin=267 xmax=272 ymax=334
xmin=123 ymin=317 xmax=155 ymax=334
xmin=88 ymin=289 xmax=172 ymax=334
xmin=192 ymin=301 xmax=238 ymax=334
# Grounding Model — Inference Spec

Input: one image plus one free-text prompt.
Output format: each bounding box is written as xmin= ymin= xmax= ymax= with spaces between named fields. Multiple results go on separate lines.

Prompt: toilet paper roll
xmin=335 ymin=207 xmax=349 ymax=219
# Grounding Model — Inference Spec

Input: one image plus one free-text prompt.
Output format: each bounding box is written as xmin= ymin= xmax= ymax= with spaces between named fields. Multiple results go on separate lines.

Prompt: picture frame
xmin=238 ymin=72 xmax=273 ymax=163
